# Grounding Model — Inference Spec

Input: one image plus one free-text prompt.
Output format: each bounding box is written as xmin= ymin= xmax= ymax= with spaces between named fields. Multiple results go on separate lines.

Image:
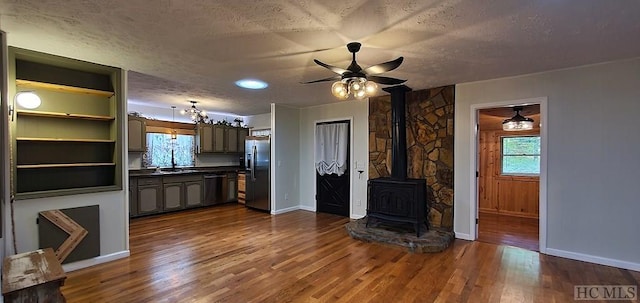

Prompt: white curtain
xmin=315 ymin=122 xmax=348 ymax=176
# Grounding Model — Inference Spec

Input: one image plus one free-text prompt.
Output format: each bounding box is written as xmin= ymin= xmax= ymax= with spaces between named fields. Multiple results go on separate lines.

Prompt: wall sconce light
xmin=9 ymin=91 xmax=42 ymax=121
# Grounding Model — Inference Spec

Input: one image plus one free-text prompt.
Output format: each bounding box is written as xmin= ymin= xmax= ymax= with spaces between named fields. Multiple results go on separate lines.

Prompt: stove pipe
xmin=382 ymin=85 xmax=412 ymax=181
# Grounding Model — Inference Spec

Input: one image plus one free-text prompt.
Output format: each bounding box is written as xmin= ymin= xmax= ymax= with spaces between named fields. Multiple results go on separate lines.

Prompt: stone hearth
xmin=346 ymin=217 xmax=455 ymax=253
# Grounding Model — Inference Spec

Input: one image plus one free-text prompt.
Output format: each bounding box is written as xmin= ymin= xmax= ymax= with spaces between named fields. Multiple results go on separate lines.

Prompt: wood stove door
xmin=316 ymin=120 xmax=350 ymax=217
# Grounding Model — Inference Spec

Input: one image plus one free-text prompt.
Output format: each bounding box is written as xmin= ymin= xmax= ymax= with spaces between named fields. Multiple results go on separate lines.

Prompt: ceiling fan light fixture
xmin=364 ymin=80 xmax=378 ymax=95
xmin=331 ymin=81 xmax=349 ymax=100
xmin=502 ymin=106 xmax=534 ymax=131
xmin=303 ymin=42 xmax=406 ymax=101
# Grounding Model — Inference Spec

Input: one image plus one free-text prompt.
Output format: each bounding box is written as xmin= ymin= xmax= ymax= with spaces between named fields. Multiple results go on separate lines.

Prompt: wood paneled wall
xmin=478 ymin=129 xmax=539 ymax=218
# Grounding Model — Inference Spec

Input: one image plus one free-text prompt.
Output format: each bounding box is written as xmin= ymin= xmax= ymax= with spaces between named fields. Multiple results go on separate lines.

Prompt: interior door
xmin=316 ymin=121 xmax=350 ymax=217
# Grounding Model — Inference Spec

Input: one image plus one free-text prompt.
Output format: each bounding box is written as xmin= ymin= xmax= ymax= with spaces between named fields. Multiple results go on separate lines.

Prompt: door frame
xmin=313 ymin=117 xmax=353 ymax=216
xmin=469 ymin=97 xmax=548 ymax=253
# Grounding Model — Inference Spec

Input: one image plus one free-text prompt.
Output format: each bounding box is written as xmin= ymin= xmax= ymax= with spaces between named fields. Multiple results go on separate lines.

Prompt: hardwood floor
xmin=62 ymin=204 xmax=639 ymax=302
xmin=478 ymin=212 xmax=539 ymax=251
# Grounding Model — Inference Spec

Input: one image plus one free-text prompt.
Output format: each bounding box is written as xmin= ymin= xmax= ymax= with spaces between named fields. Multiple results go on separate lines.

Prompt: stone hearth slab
xmin=345 ymin=217 xmax=455 ymax=253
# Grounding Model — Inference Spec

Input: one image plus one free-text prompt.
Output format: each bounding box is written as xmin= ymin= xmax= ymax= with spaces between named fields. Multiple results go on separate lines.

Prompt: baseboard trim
xmin=545 ymin=248 xmax=640 ymax=272
xmin=272 ymin=206 xmax=300 ymax=215
xmin=455 ymin=232 xmax=474 ymax=241
xmin=62 ymin=250 xmax=130 ymax=272
xmin=299 ymin=205 xmax=316 ymax=212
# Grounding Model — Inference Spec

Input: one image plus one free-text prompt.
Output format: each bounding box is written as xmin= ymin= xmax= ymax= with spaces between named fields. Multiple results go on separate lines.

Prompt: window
xmin=145 ymin=133 xmax=195 ymax=167
xmin=501 ymin=136 xmax=540 ymax=175
xmin=251 ymin=128 xmax=271 ymax=137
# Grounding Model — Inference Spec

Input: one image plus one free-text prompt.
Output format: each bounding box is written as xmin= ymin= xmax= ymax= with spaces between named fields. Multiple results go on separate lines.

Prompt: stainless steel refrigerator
xmin=245 ymin=136 xmax=270 ymax=211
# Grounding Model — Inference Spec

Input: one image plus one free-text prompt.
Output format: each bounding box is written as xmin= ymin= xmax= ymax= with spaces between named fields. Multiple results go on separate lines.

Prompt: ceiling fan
xmin=302 ymin=42 xmax=406 ymax=99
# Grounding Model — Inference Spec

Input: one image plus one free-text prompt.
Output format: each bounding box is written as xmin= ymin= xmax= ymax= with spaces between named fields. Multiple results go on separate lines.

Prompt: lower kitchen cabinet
xmin=184 ymin=180 xmax=203 ymax=208
xmin=237 ymin=172 xmax=245 ymax=204
xmin=163 ymin=175 xmax=204 ymax=210
xmin=227 ymin=173 xmax=237 ymax=202
xmin=163 ymin=182 xmax=184 ymax=211
xmin=137 ymin=177 xmax=163 ymax=216
xmin=128 ymin=172 xmax=216 ymax=218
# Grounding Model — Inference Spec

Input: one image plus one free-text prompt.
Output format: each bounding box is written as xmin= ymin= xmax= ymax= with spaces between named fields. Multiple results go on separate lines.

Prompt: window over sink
xmin=145 ymin=133 xmax=195 ymax=168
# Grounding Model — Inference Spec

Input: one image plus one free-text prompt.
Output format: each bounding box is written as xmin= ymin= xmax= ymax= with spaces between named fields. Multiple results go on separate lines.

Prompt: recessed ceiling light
xmin=235 ymin=79 xmax=268 ymax=90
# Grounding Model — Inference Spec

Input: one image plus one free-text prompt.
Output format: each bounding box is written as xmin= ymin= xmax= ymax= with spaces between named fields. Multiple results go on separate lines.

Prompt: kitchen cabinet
xmin=213 ymin=125 xmax=225 ymax=153
xmin=163 ymin=182 xmax=184 ymax=211
xmin=128 ymin=116 xmax=146 ymax=152
xmin=197 ymin=125 xmax=248 ymax=154
xmin=129 ymin=177 xmax=138 ymax=217
xmin=227 ymin=173 xmax=237 ymax=202
xmin=226 ymin=127 xmax=238 ymax=152
xmin=197 ymin=124 xmax=214 ymax=154
xmin=184 ymin=180 xmax=203 ymax=208
xmin=10 ymin=47 xmax=123 ymax=200
xmin=137 ymin=177 xmax=163 ymax=216
xmin=238 ymin=128 xmax=249 ymax=153
xmin=163 ymin=175 xmax=203 ymax=210
xmin=237 ymin=172 xmax=245 ymax=204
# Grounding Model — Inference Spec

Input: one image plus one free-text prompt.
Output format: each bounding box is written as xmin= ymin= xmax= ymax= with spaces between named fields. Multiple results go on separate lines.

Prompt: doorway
xmin=315 ymin=120 xmax=350 ymax=217
xmin=475 ymin=103 xmax=543 ymax=251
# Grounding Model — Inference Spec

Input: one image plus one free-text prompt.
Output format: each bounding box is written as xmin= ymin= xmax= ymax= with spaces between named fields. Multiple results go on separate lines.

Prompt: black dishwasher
xmin=204 ymin=174 xmax=227 ymax=205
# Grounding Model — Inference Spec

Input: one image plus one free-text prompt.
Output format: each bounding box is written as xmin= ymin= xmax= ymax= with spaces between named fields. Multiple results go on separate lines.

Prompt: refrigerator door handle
xmin=252 ymin=146 xmax=257 ymax=181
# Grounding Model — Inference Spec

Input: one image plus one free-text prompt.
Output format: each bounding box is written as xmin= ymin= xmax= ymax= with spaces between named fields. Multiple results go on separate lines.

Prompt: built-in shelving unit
xmin=17 ymin=110 xmax=115 ymax=121
xmin=11 ymin=47 xmax=123 ymax=199
xmin=16 ymin=79 xmax=114 ymax=97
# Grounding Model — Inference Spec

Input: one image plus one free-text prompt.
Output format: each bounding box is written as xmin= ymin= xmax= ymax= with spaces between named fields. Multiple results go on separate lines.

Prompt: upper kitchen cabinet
xmin=9 ymin=47 xmax=124 ymax=199
xmin=238 ymin=128 xmax=249 ymax=153
xmin=197 ymin=124 xmax=248 ymax=154
xmin=213 ymin=125 xmax=225 ymax=153
xmin=128 ymin=116 xmax=146 ymax=152
xmin=197 ymin=124 xmax=214 ymax=153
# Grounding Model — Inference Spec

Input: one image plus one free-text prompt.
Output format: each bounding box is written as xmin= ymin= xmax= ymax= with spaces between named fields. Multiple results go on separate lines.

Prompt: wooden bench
xmin=2 ymin=248 xmax=67 ymax=303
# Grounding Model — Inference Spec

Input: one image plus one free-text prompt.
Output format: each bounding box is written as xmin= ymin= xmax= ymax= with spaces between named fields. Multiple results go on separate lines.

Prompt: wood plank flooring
xmin=478 ymin=212 xmax=539 ymax=251
xmin=61 ymin=204 xmax=639 ymax=302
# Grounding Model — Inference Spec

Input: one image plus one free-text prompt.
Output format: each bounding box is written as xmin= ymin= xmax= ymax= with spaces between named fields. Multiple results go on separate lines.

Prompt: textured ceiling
xmin=1 ymin=0 xmax=640 ymax=116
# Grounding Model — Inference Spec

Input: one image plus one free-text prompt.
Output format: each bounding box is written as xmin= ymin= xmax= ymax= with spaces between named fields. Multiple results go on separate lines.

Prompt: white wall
xmin=271 ymin=104 xmax=300 ymax=213
xmin=128 ymin=101 xmax=242 ymax=124
xmin=245 ymin=113 xmax=271 ymax=131
xmin=455 ymin=57 xmax=640 ymax=270
xmin=299 ymin=100 xmax=369 ymax=218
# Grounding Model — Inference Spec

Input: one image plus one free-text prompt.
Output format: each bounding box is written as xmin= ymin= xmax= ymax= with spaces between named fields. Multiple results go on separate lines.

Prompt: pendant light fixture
xmin=170 ymin=106 xmax=177 ymax=140
xmin=502 ymin=106 xmax=534 ymax=131
xmin=180 ymin=100 xmax=207 ymax=123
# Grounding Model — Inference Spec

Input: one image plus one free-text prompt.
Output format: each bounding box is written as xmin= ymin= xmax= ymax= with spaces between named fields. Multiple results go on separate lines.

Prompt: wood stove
xmin=367 ymin=85 xmax=429 ymax=237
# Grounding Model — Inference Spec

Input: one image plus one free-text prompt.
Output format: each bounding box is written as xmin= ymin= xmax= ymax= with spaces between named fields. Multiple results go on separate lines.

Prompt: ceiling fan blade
xmin=300 ymin=75 xmax=342 ymax=84
xmin=367 ymin=75 xmax=407 ymax=85
xmin=362 ymin=57 xmax=404 ymax=75
xmin=313 ymin=59 xmax=348 ymax=75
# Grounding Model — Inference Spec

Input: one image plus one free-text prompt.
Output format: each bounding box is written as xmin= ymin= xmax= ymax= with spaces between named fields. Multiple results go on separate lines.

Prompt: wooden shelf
xmin=16 ymin=79 xmax=114 ymax=97
xmin=17 ymin=163 xmax=116 ymax=169
xmin=16 ymin=137 xmax=115 ymax=143
xmin=17 ymin=110 xmax=114 ymax=121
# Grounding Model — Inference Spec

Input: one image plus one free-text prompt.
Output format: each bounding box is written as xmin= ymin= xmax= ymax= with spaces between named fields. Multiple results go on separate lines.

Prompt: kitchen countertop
xmin=129 ymin=166 xmax=243 ymax=177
